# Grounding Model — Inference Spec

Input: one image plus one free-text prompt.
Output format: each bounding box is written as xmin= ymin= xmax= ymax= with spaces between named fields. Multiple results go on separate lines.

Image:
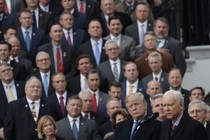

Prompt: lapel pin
xmin=32 ymin=33 xmax=35 ymax=36
xmin=73 ymin=32 xmax=77 ymax=35
xmin=41 ymin=104 xmax=45 ymax=107
xmin=40 ymin=14 xmax=42 ymax=17
xmin=161 ymin=78 xmax=164 ymax=82
xmin=25 ymin=105 xmax=28 ymax=107
xmin=16 ymin=83 xmax=19 ymax=86
xmin=81 ymin=123 xmax=84 ymax=125
xmin=63 ymin=52 xmax=66 ymax=57
xmin=92 ymin=116 xmax=95 ymax=119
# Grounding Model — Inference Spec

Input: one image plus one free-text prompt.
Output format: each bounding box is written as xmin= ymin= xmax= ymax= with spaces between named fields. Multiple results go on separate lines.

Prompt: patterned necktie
xmin=31 ymin=102 xmax=37 ymax=122
xmin=130 ymin=120 xmax=138 ymax=139
xmin=72 ymin=119 xmax=78 ymax=139
xmin=59 ymin=96 xmax=65 ymax=116
xmin=6 ymin=85 xmax=14 ymax=102
xmin=67 ymin=31 xmax=72 ymax=46
xmin=92 ymin=93 xmax=97 ymax=112
xmin=140 ymin=24 xmax=144 ymax=46
xmin=43 ymin=74 xmax=49 ymax=97
xmin=113 ymin=62 xmax=119 ymax=82
xmin=128 ymin=84 xmax=133 ymax=95
xmin=25 ymin=31 xmax=31 ymax=52
xmin=56 ymin=47 xmax=63 ymax=72
xmin=94 ymin=42 xmax=100 ymax=65
xmin=32 ymin=11 xmax=37 ymax=28
xmin=80 ymin=0 xmax=84 ymax=13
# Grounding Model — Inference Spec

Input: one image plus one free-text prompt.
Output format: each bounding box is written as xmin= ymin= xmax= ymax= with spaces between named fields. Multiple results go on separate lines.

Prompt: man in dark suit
xmin=108 ymin=82 xmax=123 ymax=101
xmin=0 ymin=0 xmax=15 ymax=41
xmin=160 ymin=90 xmax=208 ymax=140
xmin=98 ymin=40 xmax=126 ymax=85
xmin=8 ymin=36 xmax=33 ymax=77
xmin=135 ymin=31 xmax=174 ymax=79
xmin=154 ymin=17 xmax=186 ymax=76
xmin=115 ymin=93 xmax=162 ymax=140
xmin=0 ymin=62 xmax=25 ymax=139
xmin=99 ymin=0 xmax=132 ymax=37
xmin=86 ymin=69 xmax=109 ymax=116
xmin=17 ymin=9 xmax=46 ymax=67
xmin=98 ymin=98 xmax=122 ymax=138
xmin=4 ymin=0 xmax=26 ymax=14
xmin=125 ymin=2 xmax=154 ymax=58
xmin=47 ymin=73 xmax=73 ymax=121
xmin=189 ymin=86 xmax=205 ymax=101
xmin=75 ymin=0 xmax=101 ymax=20
xmin=24 ymin=0 xmax=52 ymax=33
xmin=56 ymin=95 xmax=100 ymax=140
xmin=121 ymin=62 xmax=147 ymax=108
xmin=104 ymin=15 xmax=136 ymax=61
xmin=67 ymin=54 xmax=93 ymax=94
xmin=188 ymin=99 xmax=210 ymax=140
xmin=59 ymin=11 xmax=87 ymax=49
xmin=78 ymin=89 xmax=107 ymax=127
xmin=168 ymin=68 xmax=190 ymax=109
xmin=0 ymin=41 xmax=26 ymax=81
xmin=38 ymin=23 xmax=74 ymax=75
xmin=78 ymin=20 xmax=108 ymax=68
xmin=4 ymin=76 xmax=49 ymax=140
xmin=33 ymin=51 xmax=54 ymax=98
xmin=142 ymin=51 xmax=169 ymax=92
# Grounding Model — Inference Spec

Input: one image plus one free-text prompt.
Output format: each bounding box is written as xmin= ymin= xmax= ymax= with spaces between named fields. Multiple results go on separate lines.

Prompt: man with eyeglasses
xmin=0 ymin=62 xmax=25 ymax=139
xmin=97 ymin=40 xmax=126 ymax=85
xmin=188 ymin=99 xmax=210 ymax=140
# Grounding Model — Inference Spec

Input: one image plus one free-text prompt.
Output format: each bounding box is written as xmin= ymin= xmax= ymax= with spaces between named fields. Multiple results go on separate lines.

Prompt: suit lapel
xmin=22 ymin=98 xmax=37 ymax=124
xmin=15 ymin=81 xmax=23 ymax=99
xmin=0 ymin=82 xmax=8 ymax=105
xmin=38 ymin=99 xmax=48 ymax=120
xmin=79 ymin=116 xmax=86 ymax=139
xmin=107 ymin=61 xmax=115 ymax=81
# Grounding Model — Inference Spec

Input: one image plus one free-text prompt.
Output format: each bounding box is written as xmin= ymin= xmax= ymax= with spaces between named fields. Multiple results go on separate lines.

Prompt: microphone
xmin=139 ymin=112 xmax=159 ymax=124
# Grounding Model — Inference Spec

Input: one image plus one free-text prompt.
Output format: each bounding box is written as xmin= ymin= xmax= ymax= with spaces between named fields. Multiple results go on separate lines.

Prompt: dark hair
xmin=86 ymin=68 xmax=100 ymax=79
xmin=154 ymin=17 xmax=169 ymax=28
xmin=0 ymin=41 xmax=12 ymax=51
xmin=76 ymin=54 xmax=92 ymax=67
xmin=111 ymin=109 xmax=129 ymax=130
xmin=3 ymin=26 xmax=17 ymax=35
xmin=108 ymin=15 xmax=122 ymax=25
xmin=190 ymin=86 xmax=205 ymax=97
xmin=108 ymin=82 xmax=122 ymax=91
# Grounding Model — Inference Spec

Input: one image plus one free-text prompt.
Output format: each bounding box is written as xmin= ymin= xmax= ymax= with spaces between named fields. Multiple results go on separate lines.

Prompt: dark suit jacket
xmin=90 ymin=111 xmax=107 ymax=127
xmin=33 ymin=72 xmax=54 ymax=98
xmin=142 ymin=70 xmax=169 ymax=92
xmin=47 ymin=92 xmax=73 ymax=121
xmin=104 ymin=34 xmax=136 ymax=61
xmin=4 ymin=97 xmax=49 ymax=140
xmin=10 ymin=0 xmax=26 ymax=14
xmin=10 ymin=60 xmax=27 ymax=81
xmin=0 ymin=13 xmax=15 ymax=41
xmin=160 ymin=111 xmax=208 ymax=140
xmin=75 ymin=0 xmax=101 ymax=20
xmin=99 ymin=11 xmax=133 ymax=37
xmin=62 ymin=28 xmax=87 ymax=49
xmin=162 ymin=36 xmax=186 ymax=76
xmin=97 ymin=91 xmax=110 ymax=117
xmin=98 ymin=120 xmax=112 ymax=138
xmin=78 ymin=39 xmax=108 ymax=68
xmin=17 ymin=27 xmax=46 ymax=67
xmin=206 ymin=122 xmax=210 ymax=140
xmin=97 ymin=60 xmax=126 ymax=84
xmin=135 ymin=51 xmax=174 ymax=79
xmin=18 ymin=56 xmax=33 ymax=77
xmin=38 ymin=42 xmax=74 ymax=74
xmin=0 ymin=81 xmax=25 ymax=128
xmin=181 ymin=88 xmax=190 ymax=109
xmin=115 ymin=118 xmax=162 ymax=140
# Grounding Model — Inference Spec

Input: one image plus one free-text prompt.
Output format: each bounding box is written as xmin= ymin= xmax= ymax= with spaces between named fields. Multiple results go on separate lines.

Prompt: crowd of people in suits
xmin=0 ymin=0 xmax=210 ymax=140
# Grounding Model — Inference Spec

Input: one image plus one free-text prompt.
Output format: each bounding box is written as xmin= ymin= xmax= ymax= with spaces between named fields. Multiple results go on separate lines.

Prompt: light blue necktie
xmin=72 ymin=119 xmax=78 ymax=139
xmin=140 ymin=24 xmax=144 ymax=46
xmin=43 ymin=74 xmax=49 ymax=97
xmin=113 ymin=62 xmax=119 ymax=82
xmin=94 ymin=42 xmax=100 ymax=65
xmin=130 ymin=120 xmax=138 ymax=140
xmin=25 ymin=31 xmax=30 ymax=52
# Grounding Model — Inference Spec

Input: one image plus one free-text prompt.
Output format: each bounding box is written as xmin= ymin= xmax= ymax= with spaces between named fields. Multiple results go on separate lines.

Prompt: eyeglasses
xmin=189 ymin=110 xmax=204 ymax=115
xmin=107 ymin=47 xmax=119 ymax=51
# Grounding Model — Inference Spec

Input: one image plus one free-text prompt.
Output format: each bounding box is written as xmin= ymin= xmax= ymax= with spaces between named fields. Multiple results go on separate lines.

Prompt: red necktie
xmin=67 ymin=31 xmax=72 ymax=46
xmin=4 ymin=2 xmax=9 ymax=13
xmin=92 ymin=93 xmax=97 ymax=112
xmin=56 ymin=47 xmax=63 ymax=72
xmin=80 ymin=0 xmax=84 ymax=13
xmin=59 ymin=96 xmax=65 ymax=116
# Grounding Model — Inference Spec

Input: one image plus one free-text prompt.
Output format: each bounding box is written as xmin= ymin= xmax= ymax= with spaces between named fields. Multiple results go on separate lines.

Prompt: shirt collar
xmin=68 ymin=114 xmax=80 ymax=121
xmin=26 ymin=97 xmax=41 ymax=104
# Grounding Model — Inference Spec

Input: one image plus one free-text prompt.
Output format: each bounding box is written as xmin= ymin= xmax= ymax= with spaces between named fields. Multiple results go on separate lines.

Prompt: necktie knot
xmin=155 ymin=76 xmax=158 ymax=81
xmin=60 ymin=95 xmax=64 ymax=100
xmin=6 ymin=85 xmax=11 ymax=89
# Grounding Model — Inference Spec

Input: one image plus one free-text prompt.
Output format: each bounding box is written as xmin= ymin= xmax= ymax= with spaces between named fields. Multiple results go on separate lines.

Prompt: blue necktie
xmin=43 ymin=74 xmax=49 ymax=97
xmin=130 ymin=120 xmax=138 ymax=140
xmin=140 ymin=24 xmax=144 ymax=46
xmin=94 ymin=42 xmax=100 ymax=65
xmin=72 ymin=119 xmax=78 ymax=139
xmin=32 ymin=11 xmax=37 ymax=28
xmin=25 ymin=31 xmax=30 ymax=52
